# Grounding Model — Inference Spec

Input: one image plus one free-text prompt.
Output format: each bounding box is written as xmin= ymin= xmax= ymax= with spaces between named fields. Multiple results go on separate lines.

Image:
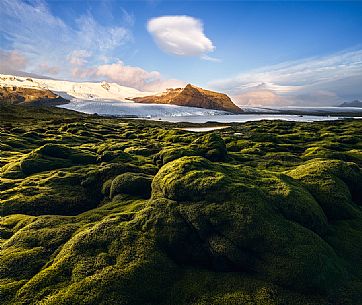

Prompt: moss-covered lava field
xmin=0 ymin=105 xmax=361 ymax=305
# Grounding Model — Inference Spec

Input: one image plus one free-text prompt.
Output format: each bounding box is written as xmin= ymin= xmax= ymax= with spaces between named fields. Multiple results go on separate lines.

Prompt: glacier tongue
xmin=59 ymin=100 xmax=227 ymax=117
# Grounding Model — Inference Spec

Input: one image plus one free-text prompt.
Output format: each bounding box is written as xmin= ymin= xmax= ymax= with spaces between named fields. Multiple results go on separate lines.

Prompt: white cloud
xmin=38 ymin=63 xmax=60 ymax=75
xmin=210 ymin=49 xmax=362 ymax=106
xmin=75 ymin=14 xmax=130 ymax=51
xmin=95 ymin=61 xmax=161 ymax=89
xmin=0 ymin=0 xmax=184 ymax=91
xmin=0 ymin=0 xmax=131 ymax=77
xmin=67 ymin=50 xmax=92 ymax=66
xmin=142 ymin=78 xmax=186 ymax=92
xmin=201 ymin=54 xmax=222 ymax=63
xmin=232 ymin=90 xmax=289 ymax=107
xmin=147 ymin=15 xmax=215 ymax=57
xmin=70 ymin=61 xmax=185 ymax=92
xmin=120 ymin=8 xmax=135 ymax=27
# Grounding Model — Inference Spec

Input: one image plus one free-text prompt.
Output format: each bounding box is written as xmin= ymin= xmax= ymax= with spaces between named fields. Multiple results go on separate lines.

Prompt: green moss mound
xmin=21 ymin=144 xmax=97 ymax=174
xmin=110 ymin=172 xmax=153 ymax=199
xmin=152 ymin=156 xmax=231 ymax=202
xmin=154 ymin=133 xmax=228 ymax=167
xmin=151 ymin=156 xmax=349 ymax=294
xmin=97 ymin=150 xmax=132 ymax=163
xmin=1 ymin=143 xmax=97 ymax=178
xmin=153 ymin=146 xmax=196 ymax=167
xmin=288 ymin=159 xmax=362 ymax=219
xmin=0 ymin=170 xmax=101 ymax=216
xmin=124 ymin=146 xmax=154 ymax=157
xmin=190 ymin=133 xmax=228 ymax=162
xmin=260 ymin=174 xmax=328 ymax=235
xmin=1 ymin=106 xmax=362 ymax=305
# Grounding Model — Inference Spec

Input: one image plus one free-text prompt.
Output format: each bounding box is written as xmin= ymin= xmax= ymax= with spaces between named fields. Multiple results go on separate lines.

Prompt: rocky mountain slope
xmin=0 ymin=86 xmax=69 ymax=106
xmin=130 ymin=84 xmax=243 ymax=113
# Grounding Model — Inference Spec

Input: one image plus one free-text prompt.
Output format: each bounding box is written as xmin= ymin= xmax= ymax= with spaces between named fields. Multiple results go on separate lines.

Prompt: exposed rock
xmin=101 ymin=81 xmax=110 ymax=91
xmin=0 ymin=86 xmax=69 ymax=106
xmin=129 ymin=84 xmax=243 ymax=113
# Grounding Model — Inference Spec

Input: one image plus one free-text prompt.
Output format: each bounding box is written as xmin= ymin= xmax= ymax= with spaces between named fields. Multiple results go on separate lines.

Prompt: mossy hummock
xmin=1 ymin=105 xmax=362 ymax=305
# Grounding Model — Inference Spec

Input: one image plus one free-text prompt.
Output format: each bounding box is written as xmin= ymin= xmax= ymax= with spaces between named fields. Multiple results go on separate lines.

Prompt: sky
xmin=0 ymin=0 xmax=362 ymax=106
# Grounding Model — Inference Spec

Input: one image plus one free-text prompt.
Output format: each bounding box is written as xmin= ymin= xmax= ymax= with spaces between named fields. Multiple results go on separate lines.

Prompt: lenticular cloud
xmin=147 ymin=15 xmax=215 ymax=57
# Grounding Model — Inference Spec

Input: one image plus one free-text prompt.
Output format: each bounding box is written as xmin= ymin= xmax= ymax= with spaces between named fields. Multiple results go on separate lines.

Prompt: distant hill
xmin=338 ymin=100 xmax=362 ymax=108
xmin=0 ymin=86 xmax=69 ymax=106
xmin=129 ymin=84 xmax=243 ymax=114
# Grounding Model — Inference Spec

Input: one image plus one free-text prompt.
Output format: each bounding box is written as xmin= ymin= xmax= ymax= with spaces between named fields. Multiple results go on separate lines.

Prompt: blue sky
xmin=1 ymin=0 xmax=362 ymax=105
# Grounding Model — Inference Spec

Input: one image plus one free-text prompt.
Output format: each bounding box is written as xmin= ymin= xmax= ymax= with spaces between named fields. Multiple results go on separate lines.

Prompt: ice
xmin=59 ymin=99 xmax=228 ymax=117
xmin=0 ymin=74 xmax=155 ymax=101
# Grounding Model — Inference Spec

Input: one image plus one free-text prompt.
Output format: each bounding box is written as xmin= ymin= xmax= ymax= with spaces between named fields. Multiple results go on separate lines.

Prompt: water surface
xmin=153 ymin=114 xmax=353 ymax=124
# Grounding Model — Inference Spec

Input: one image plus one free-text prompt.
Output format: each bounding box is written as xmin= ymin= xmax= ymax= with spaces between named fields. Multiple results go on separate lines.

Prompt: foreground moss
xmin=0 ymin=105 xmax=362 ymax=304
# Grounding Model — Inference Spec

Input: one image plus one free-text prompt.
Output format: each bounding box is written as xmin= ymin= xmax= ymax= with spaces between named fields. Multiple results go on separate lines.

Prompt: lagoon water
xmin=178 ymin=126 xmax=231 ymax=132
xmin=153 ymin=114 xmax=355 ymax=124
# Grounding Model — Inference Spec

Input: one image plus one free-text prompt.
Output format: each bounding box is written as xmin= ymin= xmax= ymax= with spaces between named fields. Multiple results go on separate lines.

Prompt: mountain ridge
xmin=338 ymin=100 xmax=362 ymax=108
xmin=130 ymin=84 xmax=243 ymax=113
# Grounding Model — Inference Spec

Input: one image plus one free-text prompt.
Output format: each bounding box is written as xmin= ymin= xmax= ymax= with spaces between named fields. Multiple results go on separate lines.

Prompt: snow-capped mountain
xmin=0 ymin=74 xmax=228 ymax=117
xmin=0 ymin=74 xmax=155 ymax=101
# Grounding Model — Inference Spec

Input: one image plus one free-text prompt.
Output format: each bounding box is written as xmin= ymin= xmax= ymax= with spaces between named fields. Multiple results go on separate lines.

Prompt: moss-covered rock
xmin=101 ymin=179 xmax=113 ymax=197
xmin=110 ymin=172 xmax=153 ymax=199
xmin=1 ymin=105 xmax=362 ymax=305
xmin=153 ymin=146 xmax=197 ymax=167
xmin=261 ymin=174 xmax=328 ymax=235
xmin=124 ymin=146 xmax=157 ymax=157
xmin=0 ymin=170 xmax=101 ymax=216
xmin=151 ymin=156 xmax=348 ymax=293
xmin=97 ymin=150 xmax=132 ymax=163
xmin=35 ymin=143 xmax=97 ymax=164
xmin=288 ymin=159 xmax=362 ymax=219
xmin=191 ymin=133 xmax=228 ymax=162
xmin=152 ymin=156 xmax=231 ymax=202
xmin=153 ymin=133 xmax=228 ymax=167
xmin=1 ymin=143 xmax=97 ymax=177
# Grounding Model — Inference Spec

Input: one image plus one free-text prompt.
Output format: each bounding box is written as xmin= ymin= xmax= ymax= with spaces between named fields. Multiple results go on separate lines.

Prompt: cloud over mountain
xmin=68 ymin=60 xmax=184 ymax=92
xmin=210 ymin=49 xmax=362 ymax=106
